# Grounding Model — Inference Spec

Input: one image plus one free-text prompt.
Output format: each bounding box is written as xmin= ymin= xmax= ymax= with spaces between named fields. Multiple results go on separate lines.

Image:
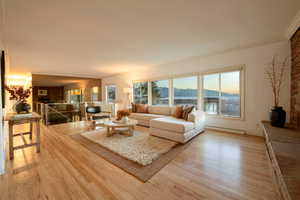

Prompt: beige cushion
xmin=170 ymin=106 xmax=177 ymax=115
xmin=130 ymin=113 xmax=165 ymax=121
xmin=187 ymin=110 xmax=205 ymax=123
xmin=148 ymin=106 xmax=171 ymax=115
xmin=150 ymin=117 xmax=195 ymax=133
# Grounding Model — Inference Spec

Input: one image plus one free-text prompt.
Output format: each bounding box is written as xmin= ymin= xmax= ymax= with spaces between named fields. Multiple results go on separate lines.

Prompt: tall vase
xmin=270 ymin=106 xmax=286 ymax=128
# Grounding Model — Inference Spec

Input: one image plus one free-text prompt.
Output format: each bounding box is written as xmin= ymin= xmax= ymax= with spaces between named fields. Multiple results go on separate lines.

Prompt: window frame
xmin=132 ymin=65 xmax=245 ymax=120
xmin=133 ymin=81 xmax=149 ymax=104
xmin=105 ymin=85 xmax=117 ymax=103
xmin=150 ymin=79 xmax=170 ymax=106
xmin=201 ymin=67 xmax=245 ymax=120
xmin=172 ymin=75 xmax=198 ymax=107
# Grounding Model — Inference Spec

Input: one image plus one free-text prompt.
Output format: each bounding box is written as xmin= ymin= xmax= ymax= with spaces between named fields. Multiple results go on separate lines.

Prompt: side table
xmin=4 ymin=112 xmax=41 ymax=160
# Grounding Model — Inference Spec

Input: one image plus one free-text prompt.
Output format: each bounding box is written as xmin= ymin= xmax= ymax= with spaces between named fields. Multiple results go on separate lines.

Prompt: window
xmin=132 ymin=66 xmax=243 ymax=119
xmin=151 ymin=79 xmax=169 ymax=105
xmin=106 ymin=85 xmax=116 ymax=103
xmin=66 ymin=89 xmax=83 ymax=103
xmin=91 ymin=86 xmax=99 ymax=102
xmin=133 ymin=82 xmax=148 ymax=104
xmin=203 ymin=70 xmax=241 ymax=117
xmin=203 ymin=74 xmax=220 ymax=114
xmin=220 ymin=71 xmax=240 ymax=117
xmin=173 ymin=76 xmax=197 ymax=106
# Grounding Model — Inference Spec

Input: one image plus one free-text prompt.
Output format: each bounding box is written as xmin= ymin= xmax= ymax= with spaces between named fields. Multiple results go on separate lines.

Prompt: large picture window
xmin=173 ymin=76 xmax=197 ymax=106
xmin=106 ymin=85 xmax=116 ymax=103
xmin=203 ymin=70 xmax=241 ymax=117
xmin=151 ymin=80 xmax=169 ymax=105
xmin=132 ymin=66 xmax=243 ymax=119
xmin=133 ymin=82 xmax=148 ymax=104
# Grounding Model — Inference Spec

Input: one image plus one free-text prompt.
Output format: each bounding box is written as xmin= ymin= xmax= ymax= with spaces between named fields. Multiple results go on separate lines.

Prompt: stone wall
xmin=291 ymin=28 xmax=300 ymax=129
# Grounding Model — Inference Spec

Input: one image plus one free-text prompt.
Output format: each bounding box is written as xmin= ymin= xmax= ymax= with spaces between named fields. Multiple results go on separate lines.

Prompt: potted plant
xmin=265 ymin=56 xmax=288 ymax=128
xmin=5 ymin=85 xmax=32 ymax=113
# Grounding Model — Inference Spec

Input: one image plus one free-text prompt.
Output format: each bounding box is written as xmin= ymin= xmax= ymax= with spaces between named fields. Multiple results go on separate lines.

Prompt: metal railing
xmin=35 ymin=102 xmax=116 ymax=125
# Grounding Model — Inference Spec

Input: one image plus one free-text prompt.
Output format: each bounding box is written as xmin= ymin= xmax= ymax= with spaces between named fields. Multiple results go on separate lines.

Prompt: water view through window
xmin=203 ymin=74 xmax=220 ymax=114
xmin=106 ymin=85 xmax=116 ymax=103
xmin=203 ymin=71 xmax=241 ymax=117
xmin=152 ymin=80 xmax=169 ymax=105
xmin=133 ymin=82 xmax=148 ymax=104
xmin=173 ymin=76 xmax=197 ymax=106
xmin=221 ymin=71 xmax=240 ymax=117
xmin=132 ymin=69 xmax=242 ymax=118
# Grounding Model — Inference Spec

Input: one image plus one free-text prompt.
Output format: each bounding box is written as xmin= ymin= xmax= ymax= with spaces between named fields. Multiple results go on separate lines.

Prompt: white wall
xmin=102 ymin=41 xmax=291 ymax=136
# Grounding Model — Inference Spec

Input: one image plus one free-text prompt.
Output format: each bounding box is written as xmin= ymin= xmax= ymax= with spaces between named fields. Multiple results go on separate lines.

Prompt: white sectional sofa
xmin=130 ymin=105 xmax=205 ymax=143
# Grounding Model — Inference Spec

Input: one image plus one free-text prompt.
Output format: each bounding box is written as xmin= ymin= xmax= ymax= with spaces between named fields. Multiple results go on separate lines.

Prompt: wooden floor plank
xmin=0 ymin=121 xmax=279 ymax=200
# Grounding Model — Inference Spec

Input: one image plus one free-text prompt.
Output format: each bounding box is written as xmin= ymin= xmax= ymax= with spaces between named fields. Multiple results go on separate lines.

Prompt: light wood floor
xmin=0 ymin=121 xmax=279 ymax=200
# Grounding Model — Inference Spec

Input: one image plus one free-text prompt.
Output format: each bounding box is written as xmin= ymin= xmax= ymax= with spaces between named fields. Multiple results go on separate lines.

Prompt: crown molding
xmin=286 ymin=10 xmax=300 ymax=39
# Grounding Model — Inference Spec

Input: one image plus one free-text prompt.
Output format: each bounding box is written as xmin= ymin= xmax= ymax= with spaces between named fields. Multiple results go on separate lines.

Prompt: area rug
xmin=80 ymin=128 xmax=177 ymax=166
xmin=70 ymin=128 xmax=194 ymax=182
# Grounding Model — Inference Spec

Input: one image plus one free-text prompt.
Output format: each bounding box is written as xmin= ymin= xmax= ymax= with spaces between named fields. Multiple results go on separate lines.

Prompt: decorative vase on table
xmin=122 ymin=116 xmax=129 ymax=123
xmin=15 ymin=102 xmax=31 ymax=114
xmin=270 ymin=106 xmax=286 ymax=128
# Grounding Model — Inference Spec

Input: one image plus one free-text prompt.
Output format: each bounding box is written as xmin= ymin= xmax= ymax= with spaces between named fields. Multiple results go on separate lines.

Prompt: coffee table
xmin=103 ymin=119 xmax=138 ymax=136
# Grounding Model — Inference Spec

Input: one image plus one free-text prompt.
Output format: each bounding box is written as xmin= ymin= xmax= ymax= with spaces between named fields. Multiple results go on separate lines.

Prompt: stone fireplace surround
xmin=290 ymin=27 xmax=300 ymax=129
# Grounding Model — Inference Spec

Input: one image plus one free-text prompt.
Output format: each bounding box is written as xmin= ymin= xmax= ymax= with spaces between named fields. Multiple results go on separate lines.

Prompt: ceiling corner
xmin=286 ymin=10 xmax=300 ymax=39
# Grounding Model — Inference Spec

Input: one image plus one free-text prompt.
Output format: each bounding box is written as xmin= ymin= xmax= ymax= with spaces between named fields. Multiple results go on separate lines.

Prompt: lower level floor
xmin=0 ymin=121 xmax=278 ymax=200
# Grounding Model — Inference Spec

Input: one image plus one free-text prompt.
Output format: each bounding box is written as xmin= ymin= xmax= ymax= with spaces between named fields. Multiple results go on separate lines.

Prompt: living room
xmin=1 ymin=0 xmax=300 ymax=200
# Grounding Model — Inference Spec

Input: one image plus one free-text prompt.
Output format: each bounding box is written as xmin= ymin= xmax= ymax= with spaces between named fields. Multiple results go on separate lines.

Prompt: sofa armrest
xmin=188 ymin=110 xmax=206 ymax=124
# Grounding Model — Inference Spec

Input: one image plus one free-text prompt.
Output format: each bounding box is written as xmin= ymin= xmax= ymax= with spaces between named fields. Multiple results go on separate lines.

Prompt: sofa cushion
xmin=150 ymin=117 xmax=195 ymax=133
xmin=182 ymin=106 xmax=194 ymax=120
xmin=131 ymin=103 xmax=137 ymax=112
xmin=171 ymin=105 xmax=184 ymax=118
xmin=148 ymin=106 xmax=171 ymax=115
xmin=136 ymin=104 xmax=149 ymax=113
xmin=130 ymin=113 xmax=165 ymax=121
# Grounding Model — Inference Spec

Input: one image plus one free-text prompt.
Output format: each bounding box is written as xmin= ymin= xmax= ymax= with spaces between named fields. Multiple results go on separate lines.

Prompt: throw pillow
xmin=131 ymin=103 xmax=137 ymax=113
xmin=182 ymin=106 xmax=194 ymax=120
xmin=136 ymin=104 xmax=148 ymax=113
xmin=172 ymin=106 xmax=184 ymax=118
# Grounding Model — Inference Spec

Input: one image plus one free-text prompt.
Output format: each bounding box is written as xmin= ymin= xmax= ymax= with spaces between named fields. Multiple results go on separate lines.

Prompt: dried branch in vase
xmin=265 ymin=56 xmax=288 ymax=107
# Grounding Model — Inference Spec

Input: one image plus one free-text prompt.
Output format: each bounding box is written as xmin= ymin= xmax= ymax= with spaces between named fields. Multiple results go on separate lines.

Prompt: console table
xmin=4 ymin=112 xmax=41 ymax=160
xmin=262 ymin=122 xmax=300 ymax=200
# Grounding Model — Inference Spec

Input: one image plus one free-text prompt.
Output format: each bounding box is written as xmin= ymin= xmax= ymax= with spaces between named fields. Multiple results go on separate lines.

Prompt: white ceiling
xmin=4 ymin=0 xmax=300 ymax=78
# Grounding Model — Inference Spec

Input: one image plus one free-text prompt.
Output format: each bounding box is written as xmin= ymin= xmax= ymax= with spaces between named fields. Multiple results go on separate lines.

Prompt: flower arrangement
xmin=116 ymin=109 xmax=131 ymax=120
xmin=5 ymin=85 xmax=32 ymax=103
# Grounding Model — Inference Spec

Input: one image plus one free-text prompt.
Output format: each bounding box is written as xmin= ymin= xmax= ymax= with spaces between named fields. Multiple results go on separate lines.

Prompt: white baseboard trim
xmin=206 ymin=126 xmax=246 ymax=135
